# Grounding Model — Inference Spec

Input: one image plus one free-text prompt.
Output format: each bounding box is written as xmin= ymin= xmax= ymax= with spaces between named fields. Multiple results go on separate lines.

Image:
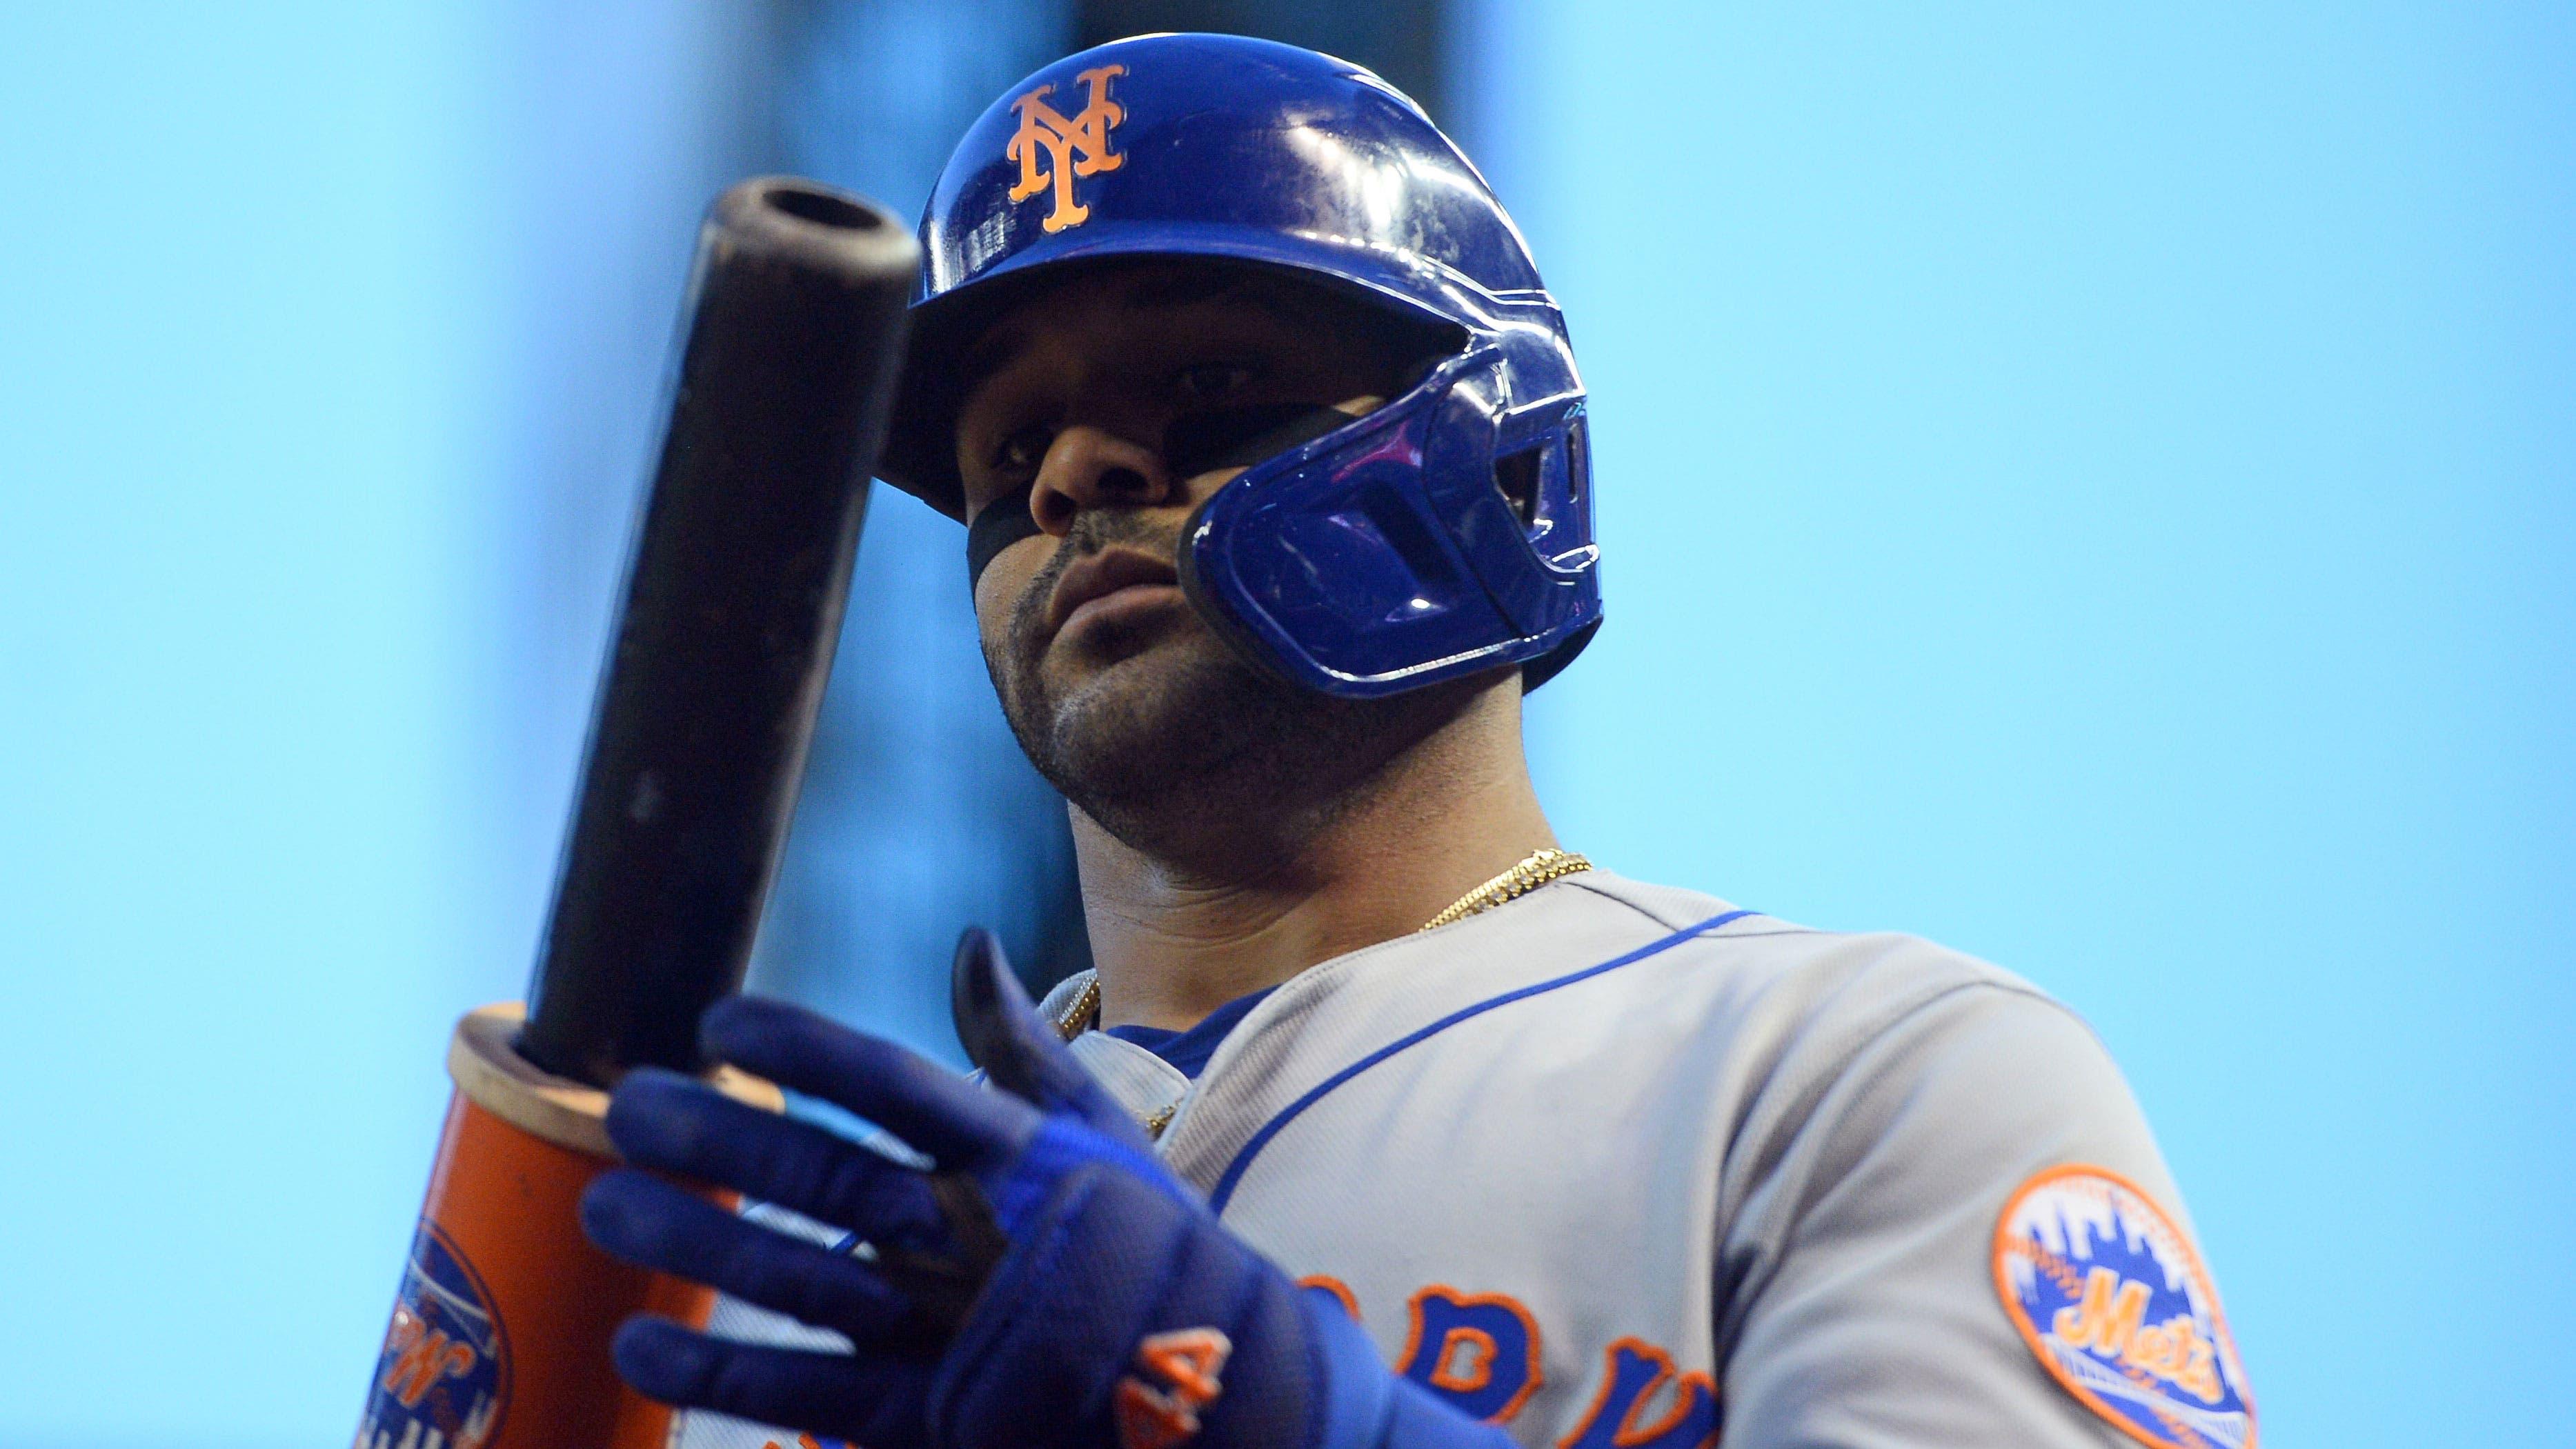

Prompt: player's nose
xmin=1030 ymin=425 xmax=1178 ymax=536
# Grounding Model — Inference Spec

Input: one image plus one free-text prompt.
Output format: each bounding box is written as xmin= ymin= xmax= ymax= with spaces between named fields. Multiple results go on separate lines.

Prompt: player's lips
xmin=1045 ymin=546 xmax=1183 ymax=639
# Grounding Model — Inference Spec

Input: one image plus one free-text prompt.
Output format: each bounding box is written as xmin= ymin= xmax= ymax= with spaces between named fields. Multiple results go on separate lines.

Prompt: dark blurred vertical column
xmin=752 ymin=0 xmax=1088 ymax=1060
xmin=484 ymin=0 xmax=800 ymax=1011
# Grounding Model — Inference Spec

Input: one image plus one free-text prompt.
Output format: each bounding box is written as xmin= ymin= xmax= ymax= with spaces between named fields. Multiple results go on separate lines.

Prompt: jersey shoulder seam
xmin=1558 ymin=875 xmax=1693 ymax=931
xmin=1713 ymin=972 xmax=2101 ymax=1356
xmin=1775 ymin=963 xmax=2096 ymax=1109
xmin=1561 ymin=874 xmax=1823 ymax=939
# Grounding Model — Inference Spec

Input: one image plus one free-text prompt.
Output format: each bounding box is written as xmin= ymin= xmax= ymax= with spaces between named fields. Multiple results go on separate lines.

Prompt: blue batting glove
xmin=579 ymin=930 xmax=1511 ymax=1449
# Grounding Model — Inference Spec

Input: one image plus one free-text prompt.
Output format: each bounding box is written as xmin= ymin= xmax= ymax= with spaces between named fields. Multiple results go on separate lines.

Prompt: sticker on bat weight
xmin=357 ymin=1219 xmax=510 ymax=1449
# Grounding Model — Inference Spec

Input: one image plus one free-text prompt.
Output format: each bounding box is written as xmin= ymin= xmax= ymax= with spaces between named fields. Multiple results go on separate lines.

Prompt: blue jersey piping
xmin=1205 ymin=908 xmax=1759 ymax=1214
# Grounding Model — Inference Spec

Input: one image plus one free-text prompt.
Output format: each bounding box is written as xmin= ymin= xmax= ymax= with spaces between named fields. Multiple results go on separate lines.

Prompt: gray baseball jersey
xmin=678 ymin=870 xmax=2255 ymax=1449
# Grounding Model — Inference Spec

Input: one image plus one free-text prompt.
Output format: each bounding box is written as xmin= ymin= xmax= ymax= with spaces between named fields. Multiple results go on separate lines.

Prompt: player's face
xmin=953 ymin=262 xmax=1451 ymax=849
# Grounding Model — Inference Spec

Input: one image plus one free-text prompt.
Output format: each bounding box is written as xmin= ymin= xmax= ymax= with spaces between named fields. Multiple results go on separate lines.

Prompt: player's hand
xmin=579 ymin=930 xmax=1509 ymax=1449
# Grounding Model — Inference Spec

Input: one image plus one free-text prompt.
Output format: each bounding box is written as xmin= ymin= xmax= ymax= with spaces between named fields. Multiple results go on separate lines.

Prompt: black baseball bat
xmin=518 ymin=177 xmax=916 ymax=1088
xmin=356 ymin=178 xmax=917 ymax=1449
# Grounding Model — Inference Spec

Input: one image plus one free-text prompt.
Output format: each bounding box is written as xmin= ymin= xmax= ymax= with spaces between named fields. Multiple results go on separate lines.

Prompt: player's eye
xmin=988 ymin=423 xmax=1055 ymax=476
xmin=1173 ymin=361 xmax=1258 ymax=406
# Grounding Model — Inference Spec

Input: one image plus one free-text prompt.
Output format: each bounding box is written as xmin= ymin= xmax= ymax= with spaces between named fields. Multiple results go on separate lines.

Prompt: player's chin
xmin=1029 ymin=594 xmax=1206 ymax=695
xmin=1024 ymin=619 xmax=1242 ymax=755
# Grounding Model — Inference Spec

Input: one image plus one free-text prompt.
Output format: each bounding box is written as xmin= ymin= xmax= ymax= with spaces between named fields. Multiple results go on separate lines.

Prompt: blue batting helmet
xmin=878 ymin=32 xmax=1601 ymax=698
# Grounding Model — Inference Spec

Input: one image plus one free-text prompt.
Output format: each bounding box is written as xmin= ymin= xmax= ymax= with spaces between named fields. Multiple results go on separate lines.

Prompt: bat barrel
xmin=517 ymin=178 xmax=917 ymax=1087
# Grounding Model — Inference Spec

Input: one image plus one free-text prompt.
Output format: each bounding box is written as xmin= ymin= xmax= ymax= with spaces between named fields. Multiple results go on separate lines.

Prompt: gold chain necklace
xmin=1050 ymin=848 xmax=1591 ymax=1039
xmin=1416 ymin=847 xmax=1593 ymax=932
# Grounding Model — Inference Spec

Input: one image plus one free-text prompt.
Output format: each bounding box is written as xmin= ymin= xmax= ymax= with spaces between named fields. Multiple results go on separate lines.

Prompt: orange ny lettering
xmin=1007 ymin=65 xmax=1127 ymax=232
xmin=379 ymin=1313 xmax=477 ymax=1408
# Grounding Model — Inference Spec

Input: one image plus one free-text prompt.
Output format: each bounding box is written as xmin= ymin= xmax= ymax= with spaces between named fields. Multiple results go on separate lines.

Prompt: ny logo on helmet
xmin=1007 ymin=64 xmax=1126 ymax=233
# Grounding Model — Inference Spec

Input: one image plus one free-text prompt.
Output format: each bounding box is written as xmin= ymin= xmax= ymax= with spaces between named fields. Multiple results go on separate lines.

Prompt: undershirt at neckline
xmin=1100 ymin=987 xmax=1277 ymax=1080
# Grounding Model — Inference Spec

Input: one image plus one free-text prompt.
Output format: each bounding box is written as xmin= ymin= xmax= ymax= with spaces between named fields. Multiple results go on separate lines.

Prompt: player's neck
xmin=1071 ymin=677 xmax=1556 ymax=1033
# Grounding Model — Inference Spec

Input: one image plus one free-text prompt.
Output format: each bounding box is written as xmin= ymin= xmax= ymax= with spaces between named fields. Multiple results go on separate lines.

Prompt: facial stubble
xmin=984 ymin=519 xmax=1472 ymax=869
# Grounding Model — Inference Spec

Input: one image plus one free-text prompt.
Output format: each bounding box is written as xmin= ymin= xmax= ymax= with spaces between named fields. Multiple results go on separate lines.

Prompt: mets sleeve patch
xmin=1992 ymin=1165 xmax=2256 ymax=1449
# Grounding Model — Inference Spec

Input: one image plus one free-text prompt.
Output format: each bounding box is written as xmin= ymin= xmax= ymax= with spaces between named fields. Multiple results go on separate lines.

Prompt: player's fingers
xmin=579 ymin=1169 xmax=913 ymax=1343
xmin=950 ymin=928 xmax=1151 ymax=1146
xmin=611 ymin=1316 xmax=934 ymax=1446
xmin=604 ymin=1070 xmax=948 ymax=1243
xmin=701 ymin=996 xmax=1039 ymax=1168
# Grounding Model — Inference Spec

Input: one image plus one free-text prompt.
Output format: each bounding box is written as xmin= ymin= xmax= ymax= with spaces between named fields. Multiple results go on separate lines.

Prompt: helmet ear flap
xmin=1520 ymin=614 xmax=1602 ymax=693
xmin=1486 ymin=399 xmax=1594 ymax=572
xmin=1397 ymin=346 xmax=1454 ymax=396
xmin=1492 ymin=444 xmax=1543 ymax=527
xmin=1181 ymin=334 xmax=1596 ymax=700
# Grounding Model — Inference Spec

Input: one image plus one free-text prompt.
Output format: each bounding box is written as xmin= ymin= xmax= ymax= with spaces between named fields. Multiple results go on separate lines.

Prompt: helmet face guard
xmin=1180 ymin=299 xmax=1599 ymax=698
xmin=885 ymin=33 xmax=1604 ymax=697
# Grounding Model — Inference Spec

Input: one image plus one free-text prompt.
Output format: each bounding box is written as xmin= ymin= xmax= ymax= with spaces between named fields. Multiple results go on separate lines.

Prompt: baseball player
xmin=577 ymin=34 xmax=2256 ymax=1449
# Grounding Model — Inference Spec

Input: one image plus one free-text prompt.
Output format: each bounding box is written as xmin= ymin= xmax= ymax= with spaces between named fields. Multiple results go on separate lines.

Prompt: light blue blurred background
xmin=1 ymin=3 xmax=2565 ymax=1445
